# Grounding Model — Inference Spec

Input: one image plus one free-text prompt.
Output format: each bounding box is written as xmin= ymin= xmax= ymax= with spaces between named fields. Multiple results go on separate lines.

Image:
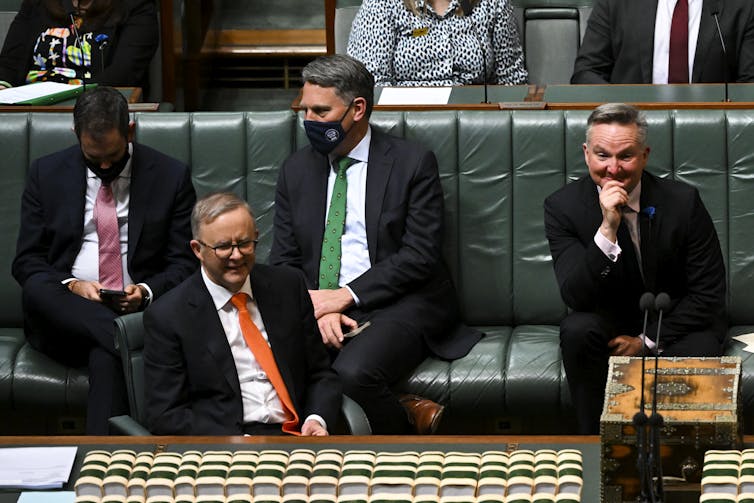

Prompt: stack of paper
xmin=0 ymin=446 xmax=77 ymax=489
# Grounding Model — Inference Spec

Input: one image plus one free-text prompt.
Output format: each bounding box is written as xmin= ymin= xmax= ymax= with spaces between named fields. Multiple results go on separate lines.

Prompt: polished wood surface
xmin=0 ymin=435 xmax=602 ymax=446
xmin=0 ymin=87 xmax=159 ymax=112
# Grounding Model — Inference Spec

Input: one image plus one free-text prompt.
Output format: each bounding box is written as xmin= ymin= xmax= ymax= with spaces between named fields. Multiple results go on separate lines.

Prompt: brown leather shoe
xmin=399 ymin=394 xmax=445 ymax=434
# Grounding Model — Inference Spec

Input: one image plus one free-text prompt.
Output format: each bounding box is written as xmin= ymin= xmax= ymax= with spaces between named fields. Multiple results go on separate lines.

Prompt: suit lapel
xmin=694 ymin=0 xmax=718 ymax=82
xmin=187 ymin=272 xmax=243 ymax=398
xmin=305 ymin=155 xmax=331 ymax=281
xmin=67 ymin=151 xmax=88 ymax=243
xmin=365 ymin=131 xmax=393 ymax=262
xmin=639 ymin=0 xmax=659 ymax=83
xmin=639 ymin=174 xmax=659 ymax=293
xmin=127 ymin=144 xmax=152 ymax=266
xmin=250 ymin=266 xmax=298 ymax=408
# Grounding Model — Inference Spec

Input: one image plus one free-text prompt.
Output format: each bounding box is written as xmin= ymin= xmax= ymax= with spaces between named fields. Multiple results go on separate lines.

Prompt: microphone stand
xmin=634 ymin=292 xmax=655 ymax=503
xmin=648 ymin=292 xmax=671 ymax=503
xmin=69 ymin=10 xmax=87 ymax=92
xmin=711 ymin=7 xmax=729 ymax=102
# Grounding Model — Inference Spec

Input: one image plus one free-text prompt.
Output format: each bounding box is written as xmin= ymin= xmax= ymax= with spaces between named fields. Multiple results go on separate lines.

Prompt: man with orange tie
xmin=12 ymin=86 xmax=197 ymax=434
xmin=143 ymin=192 xmax=341 ymax=436
xmin=571 ymin=0 xmax=754 ymax=84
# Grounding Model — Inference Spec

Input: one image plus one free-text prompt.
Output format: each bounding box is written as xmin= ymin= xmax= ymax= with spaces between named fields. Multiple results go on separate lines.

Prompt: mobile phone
xmin=344 ymin=321 xmax=371 ymax=338
xmin=99 ymin=288 xmax=127 ymax=298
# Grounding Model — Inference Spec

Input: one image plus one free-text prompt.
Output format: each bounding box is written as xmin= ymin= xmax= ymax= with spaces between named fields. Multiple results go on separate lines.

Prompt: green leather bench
xmin=3 ymin=109 xmax=754 ymax=434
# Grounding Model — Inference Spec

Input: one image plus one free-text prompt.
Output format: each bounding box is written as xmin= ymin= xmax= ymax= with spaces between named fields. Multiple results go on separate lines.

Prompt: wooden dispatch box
xmin=600 ymin=356 xmax=741 ymax=503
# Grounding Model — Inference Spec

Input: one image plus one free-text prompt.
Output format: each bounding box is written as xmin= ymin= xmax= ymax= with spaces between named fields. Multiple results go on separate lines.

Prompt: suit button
xmin=600 ymin=266 xmax=611 ymax=278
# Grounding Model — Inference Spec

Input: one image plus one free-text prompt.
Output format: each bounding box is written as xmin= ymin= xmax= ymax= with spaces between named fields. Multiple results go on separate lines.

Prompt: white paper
xmin=0 ymin=446 xmax=77 ymax=489
xmin=377 ymin=87 xmax=452 ymax=105
xmin=18 ymin=491 xmax=75 ymax=503
xmin=0 ymin=82 xmax=82 ymax=104
xmin=732 ymin=332 xmax=754 ymax=353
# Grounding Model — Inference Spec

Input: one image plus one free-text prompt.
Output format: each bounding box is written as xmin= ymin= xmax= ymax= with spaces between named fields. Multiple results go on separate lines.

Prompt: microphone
xmin=461 ymin=0 xmax=489 ymax=104
xmin=634 ymin=292 xmax=655 ymax=503
xmin=647 ymin=292 xmax=671 ymax=502
xmin=710 ymin=0 xmax=729 ymax=102
xmin=95 ymin=34 xmax=109 ymax=74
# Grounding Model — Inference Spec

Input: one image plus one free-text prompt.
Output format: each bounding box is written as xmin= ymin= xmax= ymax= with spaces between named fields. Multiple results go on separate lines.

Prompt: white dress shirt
xmin=200 ymin=267 xmax=326 ymax=430
xmin=326 ymin=126 xmax=373 ymax=304
xmin=653 ymin=0 xmax=703 ymax=84
xmin=68 ymin=143 xmax=153 ymax=300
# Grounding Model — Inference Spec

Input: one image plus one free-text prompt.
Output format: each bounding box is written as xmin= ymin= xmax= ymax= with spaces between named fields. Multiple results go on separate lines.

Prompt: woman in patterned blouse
xmin=347 ymin=0 xmax=528 ymax=86
xmin=0 ymin=0 xmax=157 ymax=89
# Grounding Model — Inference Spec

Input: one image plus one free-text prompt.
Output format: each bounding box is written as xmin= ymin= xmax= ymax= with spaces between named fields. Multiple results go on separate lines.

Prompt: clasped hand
xmin=68 ymin=280 xmax=143 ymax=314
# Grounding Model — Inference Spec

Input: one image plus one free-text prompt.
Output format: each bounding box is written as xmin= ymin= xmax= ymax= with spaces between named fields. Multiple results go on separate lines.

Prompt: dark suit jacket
xmin=0 ymin=0 xmax=158 ymax=87
xmin=270 ymin=128 xmax=481 ymax=360
xmin=544 ymin=172 xmax=726 ymax=347
xmin=572 ymin=0 xmax=754 ymax=84
xmin=143 ymin=265 xmax=342 ymax=435
xmin=12 ymin=142 xmax=197 ymax=299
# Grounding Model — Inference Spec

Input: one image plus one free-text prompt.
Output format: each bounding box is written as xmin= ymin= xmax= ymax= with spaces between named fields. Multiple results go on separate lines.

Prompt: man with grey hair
xmin=144 ymin=192 xmax=341 ymax=435
xmin=270 ymin=54 xmax=481 ymax=434
xmin=544 ymin=103 xmax=726 ymax=433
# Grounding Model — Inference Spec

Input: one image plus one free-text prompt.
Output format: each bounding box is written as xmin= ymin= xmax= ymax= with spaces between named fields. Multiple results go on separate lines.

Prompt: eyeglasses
xmin=197 ymin=239 xmax=258 ymax=259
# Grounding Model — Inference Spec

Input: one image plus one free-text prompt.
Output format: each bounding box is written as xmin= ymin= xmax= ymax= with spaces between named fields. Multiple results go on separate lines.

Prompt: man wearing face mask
xmin=12 ymin=86 xmax=197 ymax=434
xmin=270 ymin=54 xmax=482 ymax=435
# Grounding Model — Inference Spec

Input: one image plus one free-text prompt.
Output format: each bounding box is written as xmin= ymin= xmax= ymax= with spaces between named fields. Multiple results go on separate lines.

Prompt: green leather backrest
xmin=4 ymin=109 xmax=754 ymax=331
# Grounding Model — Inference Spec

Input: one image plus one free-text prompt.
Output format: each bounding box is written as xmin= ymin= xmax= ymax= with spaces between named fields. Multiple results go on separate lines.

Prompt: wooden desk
xmin=0 ymin=435 xmax=601 ymax=502
xmin=0 ymin=87 xmax=160 ymax=113
xmin=292 ymin=84 xmax=754 ymax=112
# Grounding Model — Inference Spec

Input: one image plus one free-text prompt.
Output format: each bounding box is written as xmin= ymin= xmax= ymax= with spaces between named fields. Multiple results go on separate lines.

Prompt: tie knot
xmin=230 ymin=292 xmax=249 ymax=312
xmin=336 ymin=156 xmax=355 ymax=174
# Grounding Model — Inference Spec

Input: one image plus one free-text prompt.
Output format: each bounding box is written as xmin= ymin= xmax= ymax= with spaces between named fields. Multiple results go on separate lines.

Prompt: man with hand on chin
xmin=144 ymin=192 xmax=340 ymax=436
xmin=544 ymin=103 xmax=726 ymax=434
xmin=270 ymin=54 xmax=481 ymax=435
xmin=12 ymin=86 xmax=197 ymax=434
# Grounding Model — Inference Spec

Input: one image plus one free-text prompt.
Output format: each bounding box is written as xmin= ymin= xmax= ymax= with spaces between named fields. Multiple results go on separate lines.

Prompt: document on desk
xmin=732 ymin=332 xmax=754 ymax=353
xmin=377 ymin=86 xmax=452 ymax=105
xmin=0 ymin=82 xmax=85 ymax=105
xmin=0 ymin=446 xmax=77 ymax=489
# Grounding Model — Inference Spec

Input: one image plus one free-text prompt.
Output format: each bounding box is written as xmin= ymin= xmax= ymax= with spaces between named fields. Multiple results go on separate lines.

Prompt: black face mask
xmin=303 ymin=100 xmax=354 ymax=155
xmin=83 ymin=148 xmax=130 ymax=185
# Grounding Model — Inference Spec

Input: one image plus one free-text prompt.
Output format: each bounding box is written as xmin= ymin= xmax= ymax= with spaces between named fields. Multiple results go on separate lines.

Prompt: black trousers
xmin=330 ymin=304 xmax=429 ymax=434
xmin=560 ymin=311 xmax=724 ymax=434
xmin=22 ymin=275 xmax=128 ymax=435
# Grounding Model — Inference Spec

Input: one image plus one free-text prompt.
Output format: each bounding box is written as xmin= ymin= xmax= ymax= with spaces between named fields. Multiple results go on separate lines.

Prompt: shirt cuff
xmin=638 ymin=333 xmax=657 ymax=352
xmin=345 ymin=285 xmax=360 ymax=306
xmin=304 ymin=414 xmax=327 ymax=432
xmin=61 ymin=277 xmax=77 ymax=285
xmin=594 ymin=230 xmax=622 ymax=262
xmin=137 ymin=283 xmax=153 ymax=307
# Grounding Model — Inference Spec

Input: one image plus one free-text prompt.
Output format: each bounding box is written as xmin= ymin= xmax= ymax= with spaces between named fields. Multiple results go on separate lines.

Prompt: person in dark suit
xmin=12 ymin=86 xmax=197 ymax=434
xmin=544 ymin=103 xmax=726 ymax=434
xmin=144 ymin=192 xmax=341 ymax=436
xmin=571 ymin=0 xmax=754 ymax=84
xmin=270 ymin=54 xmax=481 ymax=435
xmin=0 ymin=0 xmax=158 ymax=90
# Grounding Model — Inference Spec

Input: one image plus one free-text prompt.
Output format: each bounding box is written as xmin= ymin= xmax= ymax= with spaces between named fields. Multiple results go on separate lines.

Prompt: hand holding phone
xmin=344 ymin=321 xmax=371 ymax=338
xmin=99 ymin=288 xmax=127 ymax=299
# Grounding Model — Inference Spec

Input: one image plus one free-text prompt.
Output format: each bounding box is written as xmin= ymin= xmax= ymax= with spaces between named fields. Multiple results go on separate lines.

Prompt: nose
xmin=605 ymin=157 xmax=620 ymax=175
xmin=228 ymin=244 xmax=244 ymax=260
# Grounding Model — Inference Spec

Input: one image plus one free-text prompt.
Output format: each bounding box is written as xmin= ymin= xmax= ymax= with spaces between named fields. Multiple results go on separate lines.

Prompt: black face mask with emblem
xmin=83 ymin=149 xmax=130 ymax=185
xmin=303 ymin=100 xmax=354 ymax=155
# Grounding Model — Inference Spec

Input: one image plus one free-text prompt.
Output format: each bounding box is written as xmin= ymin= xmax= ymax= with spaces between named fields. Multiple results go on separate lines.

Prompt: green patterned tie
xmin=319 ymin=156 xmax=355 ymax=289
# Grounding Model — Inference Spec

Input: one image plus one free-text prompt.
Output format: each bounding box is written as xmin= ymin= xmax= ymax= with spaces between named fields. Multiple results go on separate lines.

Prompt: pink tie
xmin=95 ymin=183 xmax=123 ymax=289
xmin=668 ymin=0 xmax=689 ymax=83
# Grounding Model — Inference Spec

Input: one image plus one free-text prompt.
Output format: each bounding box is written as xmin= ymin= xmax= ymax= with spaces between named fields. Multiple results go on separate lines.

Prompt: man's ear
xmin=190 ymin=240 xmax=202 ymax=260
xmin=127 ymin=121 xmax=136 ymax=143
xmin=352 ymin=97 xmax=368 ymax=122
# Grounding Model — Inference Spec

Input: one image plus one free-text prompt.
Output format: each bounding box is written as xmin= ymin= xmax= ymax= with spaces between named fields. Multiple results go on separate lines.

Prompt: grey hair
xmin=191 ymin=192 xmax=255 ymax=239
xmin=586 ymin=103 xmax=648 ymax=146
xmin=302 ymin=54 xmax=375 ymax=118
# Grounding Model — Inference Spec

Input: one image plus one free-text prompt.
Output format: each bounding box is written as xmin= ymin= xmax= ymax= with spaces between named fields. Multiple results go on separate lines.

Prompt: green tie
xmin=319 ymin=157 xmax=355 ymax=289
